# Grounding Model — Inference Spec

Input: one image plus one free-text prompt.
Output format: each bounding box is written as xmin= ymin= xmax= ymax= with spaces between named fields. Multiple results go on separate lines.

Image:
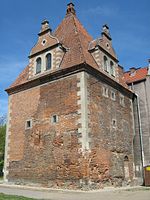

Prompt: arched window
xmin=36 ymin=57 xmax=41 ymax=74
xmin=124 ymin=156 xmax=130 ymax=179
xmin=46 ymin=53 xmax=52 ymax=70
xmin=104 ymin=56 xmax=108 ymax=72
xmin=110 ymin=61 xmax=115 ymax=76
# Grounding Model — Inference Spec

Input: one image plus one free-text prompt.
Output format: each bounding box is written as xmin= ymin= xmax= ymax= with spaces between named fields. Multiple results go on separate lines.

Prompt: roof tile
xmin=123 ymin=67 xmax=148 ymax=84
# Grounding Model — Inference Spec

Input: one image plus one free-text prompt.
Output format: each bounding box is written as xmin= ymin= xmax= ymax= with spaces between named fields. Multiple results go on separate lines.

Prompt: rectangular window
xmin=112 ymin=119 xmax=117 ymax=128
xmin=111 ymin=91 xmax=116 ymax=101
xmin=120 ymin=94 xmax=125 ymax=106
xmin=51 ymin=115 xmax=58 ymax=123
xmin=102 ymin=86 xmax=108 ymax=97
xmin=25 ymin=119 xmax=32 ymax=129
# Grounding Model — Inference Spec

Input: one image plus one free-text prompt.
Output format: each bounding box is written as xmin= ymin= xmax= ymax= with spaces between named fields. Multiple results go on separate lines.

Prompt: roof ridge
xmin=72 ymin=15 xmax=86 ymax=63
xmin=72 ymin=16 xmax=99 ymax=67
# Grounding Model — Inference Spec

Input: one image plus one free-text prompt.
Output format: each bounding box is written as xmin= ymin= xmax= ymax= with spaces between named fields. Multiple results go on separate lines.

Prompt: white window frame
xmin=51 ymin=115 xmax=58 ymax=124
xmin=112 ymin=119 xmax=117 ymax=128
xmin=25 ymin=119 xmax=32 ymax=130
xmin=120 ymin=94 xmax=125 ymax=106
xmin=111 ymin=90 xmax=116 ymax=101
xmin=103 ymin=56 xmax=109 ymax=72
xmin=45 ymin=53 xmax=52 ymax=71
xmin=102 ymin=86 xmax=109 ymax=97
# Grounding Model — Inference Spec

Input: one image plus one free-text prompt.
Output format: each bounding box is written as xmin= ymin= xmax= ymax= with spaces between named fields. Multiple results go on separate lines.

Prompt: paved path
xmin=0 ymin=184 xmax=150 ymax=200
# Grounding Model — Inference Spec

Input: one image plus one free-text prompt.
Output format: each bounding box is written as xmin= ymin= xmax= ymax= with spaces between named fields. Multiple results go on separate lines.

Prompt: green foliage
xmin=0 ymin=193 xmax=36 ymax=200
xmin=0 ymin=125 xmax=6 ymax=176
xmin=0 ymin=125 xmax=6 ymax=153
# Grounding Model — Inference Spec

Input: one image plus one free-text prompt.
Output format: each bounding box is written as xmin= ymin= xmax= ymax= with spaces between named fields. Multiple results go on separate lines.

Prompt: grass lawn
xmin=0 ymin=177 xmax=3 ymax=181
xmin=0 ymin=193 xmax=37 ymax=200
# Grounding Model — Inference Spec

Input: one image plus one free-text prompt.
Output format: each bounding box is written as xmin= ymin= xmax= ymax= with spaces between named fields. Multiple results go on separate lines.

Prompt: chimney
xmin=129 ymin=67 xmax=137 ymax=76
xmin=66 ymin=2 xmax=76 ymax=16
xmin=102 ymin=24 xmax=111 ymax=40
xmin=38 ymin=19 xmax=52 ymax=36
xmin=129 ymin=67 xmax=136 ymax=73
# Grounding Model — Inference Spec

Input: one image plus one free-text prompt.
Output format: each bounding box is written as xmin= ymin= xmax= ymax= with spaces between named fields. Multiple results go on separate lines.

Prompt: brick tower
xmin=4 ymin=3 xmax=136 ymax=189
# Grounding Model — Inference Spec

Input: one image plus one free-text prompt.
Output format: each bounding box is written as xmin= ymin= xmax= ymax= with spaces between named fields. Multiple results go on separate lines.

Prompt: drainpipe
xmin=135 ymin=93 xmax=145 ymax=184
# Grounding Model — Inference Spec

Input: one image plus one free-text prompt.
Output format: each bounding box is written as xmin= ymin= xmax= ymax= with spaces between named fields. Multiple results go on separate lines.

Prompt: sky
xmin=0 ymin=0 xmax=150 ymax=116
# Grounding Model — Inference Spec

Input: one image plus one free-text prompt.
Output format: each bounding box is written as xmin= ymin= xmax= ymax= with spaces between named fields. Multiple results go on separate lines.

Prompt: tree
xmin=0 ymin=125 xmax=6 ymax=176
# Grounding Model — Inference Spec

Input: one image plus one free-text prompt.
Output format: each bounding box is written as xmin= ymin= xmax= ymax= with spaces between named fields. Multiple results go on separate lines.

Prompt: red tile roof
xmin=54 ymin=14 xmax=98 ymax=69
xmin=6 ymin=5 xmax=130 ymax=92
xmin=89 ymin=38 xmax=117 ymax=60
xmin=123 ymin=67 xmax=148 ymax=84
xmin=7 ymin=12 xmax=98 ymax=90
xmin=10 ymin=65 xmax=29 ymax=88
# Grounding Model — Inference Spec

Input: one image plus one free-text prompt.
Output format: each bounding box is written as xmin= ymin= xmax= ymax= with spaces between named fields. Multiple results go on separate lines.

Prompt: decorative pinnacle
xmin=39 ymin=19 xmax=52 ymax=35
xmin=66 ymin=2 xmax=76 ymax=16
xmin=102 ymin=24 xmax=110 ymax=34
xmin=102 ymin=24 xmax=111 ymax=40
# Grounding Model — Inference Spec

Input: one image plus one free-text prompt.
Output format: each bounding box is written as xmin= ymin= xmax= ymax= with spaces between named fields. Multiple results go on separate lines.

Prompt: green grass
xmin=0 ymin=193 xmax=37 ymax=200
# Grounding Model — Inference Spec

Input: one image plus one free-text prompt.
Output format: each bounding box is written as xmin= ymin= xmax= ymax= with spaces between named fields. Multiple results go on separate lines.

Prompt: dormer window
xmin=46 ymin=53 xmax=52 ymax=70
xmin=110 ymin=61 xmax=115 ymax=76
xmin=104 ymin=56 xmax=108 ymax=72
xmin=36 ymin=57 xmax=41 ymax=74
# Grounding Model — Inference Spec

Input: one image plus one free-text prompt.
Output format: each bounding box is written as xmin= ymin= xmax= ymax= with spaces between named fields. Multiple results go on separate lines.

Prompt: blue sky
xmin=0 ymin=0 xmax=150 ymax=116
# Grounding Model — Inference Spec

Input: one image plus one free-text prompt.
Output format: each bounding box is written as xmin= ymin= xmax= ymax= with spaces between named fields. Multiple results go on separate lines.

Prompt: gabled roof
xmin=123 ymin=67 xmax=148 ymax=84
xmin=89 ymin=38 xmax=117 ymax=60
xmin=10 ymin=65 xmax=29 ymax=88
xmin=7 ymin=4 xmax=98 ymax=91
xmin=6 ymin=3 xmax=128 ymax=93
xmin=54 ymin=13 xmax=98 ymax=69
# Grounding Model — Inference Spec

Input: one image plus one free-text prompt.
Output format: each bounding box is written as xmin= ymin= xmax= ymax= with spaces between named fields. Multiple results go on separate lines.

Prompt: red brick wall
xmin=7 ymin=72 xmax=135 ymax=189
xmin=7 ymin=74 xmax=85 ymax=188
xmin=87 ymin=74 xmax=134 ymax=187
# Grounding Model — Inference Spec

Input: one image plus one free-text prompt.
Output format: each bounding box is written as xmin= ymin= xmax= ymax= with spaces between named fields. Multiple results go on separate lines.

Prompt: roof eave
xmin=6 ymin=63 xmax=133 ymax=98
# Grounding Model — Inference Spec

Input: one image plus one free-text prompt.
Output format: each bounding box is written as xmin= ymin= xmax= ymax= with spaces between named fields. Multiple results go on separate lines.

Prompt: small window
xmin=124 ymin=156 xmax=129 ymax=162
xmin=104 ymin=56 xmax=109 ymax=72
xmin=51 ymin=115 xmax=58 ymax=123
xmin=25 ymin=119 xmax=32 ymax=129
xmin=46 ymin=53 xmax=52 ymax=70
xmin=102 ymin=86 xmax=108 ymax=97
xmin=106 ymin=43 xmax=110 ymax=49
xmin=124 ymin=156 xmax=130 ymax=179
xmin=120 ymin=95 xmax=125 ymax=106
xmin=112 ymin=119 xmax=117 ymax=128
xmin=36 ymin=57 xmax=41 ymax=74
xmin=111 ymin=91 xmax=116 ymax=101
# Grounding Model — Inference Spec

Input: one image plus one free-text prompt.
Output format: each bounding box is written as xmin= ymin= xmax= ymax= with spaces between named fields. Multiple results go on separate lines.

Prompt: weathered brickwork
xmin=87 ymin=74 xmax=135 ymax=187
xmin=5 ymin=70 xmax=135 ymax=189
xmin=5 ymin=3 xmax=138 ymax=189
xmin=7 ymin=75 xmax=85 ymax=188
